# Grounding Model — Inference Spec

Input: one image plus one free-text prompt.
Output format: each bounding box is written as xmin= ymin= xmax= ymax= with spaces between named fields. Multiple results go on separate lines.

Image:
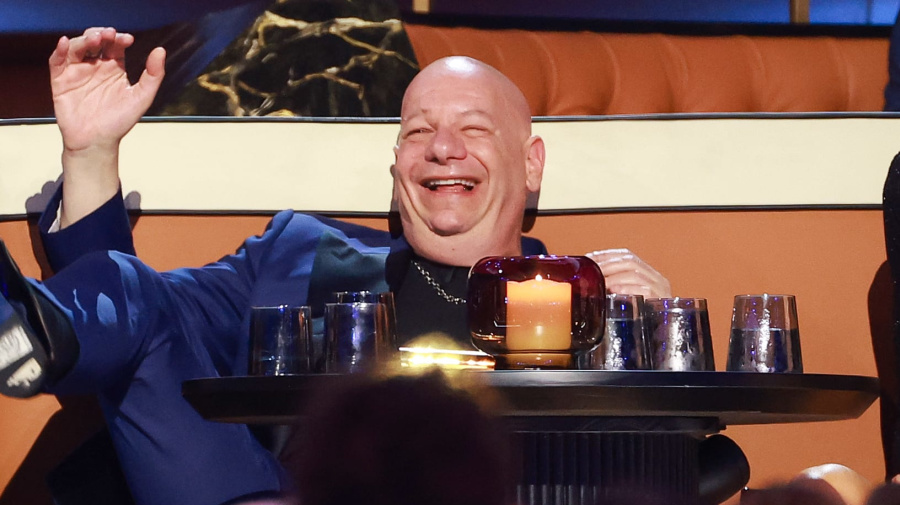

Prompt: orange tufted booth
xmin=404 ymin=24 xmax=890 ymax=115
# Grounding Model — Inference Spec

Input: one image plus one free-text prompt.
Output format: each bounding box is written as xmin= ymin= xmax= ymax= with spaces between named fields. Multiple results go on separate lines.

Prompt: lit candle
xmin=505 ymin=275 xmax=572 ymax=350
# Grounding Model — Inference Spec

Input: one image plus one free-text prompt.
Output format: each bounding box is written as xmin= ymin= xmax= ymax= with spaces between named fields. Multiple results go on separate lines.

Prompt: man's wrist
xmin=60 ymin=146 xmax=121 ymax=229
xmin=61 ymin=142 xmax=120 ymax=165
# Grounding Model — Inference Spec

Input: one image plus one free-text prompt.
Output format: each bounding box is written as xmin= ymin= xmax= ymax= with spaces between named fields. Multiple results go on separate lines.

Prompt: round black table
xmin=182 ymin=371 xmax=878 ymax=504
xmin=183 ymin=370 xmax=877 ymax=425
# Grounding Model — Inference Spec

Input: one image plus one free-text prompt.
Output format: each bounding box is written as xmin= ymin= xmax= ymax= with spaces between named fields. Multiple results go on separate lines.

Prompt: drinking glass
xmin=331 ymin=291 xmax=397 ymax=345
xmin=248 ymin=305 xmax=312 ymax=376
xmin=325 ymin=301 xmax=396 ymax=373
xmin=727 ymin=294 xmax=802 ymax=373
xmin=581 ymin=294 xmax=649 ymax=370
xmin=643 ymin=297 xmax=715 ymax=371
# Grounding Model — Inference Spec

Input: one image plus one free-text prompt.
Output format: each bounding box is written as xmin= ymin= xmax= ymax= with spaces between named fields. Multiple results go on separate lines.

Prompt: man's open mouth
xmin=423 ymin=178 xmax=476 ymax=191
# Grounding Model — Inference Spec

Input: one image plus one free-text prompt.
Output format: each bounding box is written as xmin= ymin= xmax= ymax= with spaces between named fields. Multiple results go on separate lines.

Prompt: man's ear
xmin=388 ymin=164 xmax=402 ymax=237
xmin=524 ymin=135 xmax=545 ymax=193
xmin=388 ymin=164 xmax=399 ymax=211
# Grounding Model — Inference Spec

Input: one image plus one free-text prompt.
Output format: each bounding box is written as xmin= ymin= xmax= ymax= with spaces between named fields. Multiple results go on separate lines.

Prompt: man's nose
xmin=426 ymin=128 xmax=466 ymax=164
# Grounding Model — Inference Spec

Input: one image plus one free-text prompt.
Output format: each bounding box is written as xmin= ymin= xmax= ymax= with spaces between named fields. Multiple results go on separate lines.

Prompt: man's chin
xmin=416 ymin=213 xmax=473 ymax=237
xmin=427 ymin=226 xmax=468 ymax=238
xmin=402 ymin=218 xmax=464 ymax=241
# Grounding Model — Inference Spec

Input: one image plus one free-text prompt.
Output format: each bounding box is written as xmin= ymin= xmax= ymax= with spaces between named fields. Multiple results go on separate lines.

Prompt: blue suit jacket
xmin=27 ymin=189 xmax=546 ymax=505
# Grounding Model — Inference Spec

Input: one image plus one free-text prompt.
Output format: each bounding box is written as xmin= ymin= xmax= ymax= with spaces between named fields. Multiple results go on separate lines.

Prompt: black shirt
xmin=393 ymin=254 xmax=473 ymax=349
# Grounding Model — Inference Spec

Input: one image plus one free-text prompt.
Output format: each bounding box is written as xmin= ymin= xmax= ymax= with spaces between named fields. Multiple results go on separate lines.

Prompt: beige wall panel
xmin=2 ymin=116 xmax=900 ymax=216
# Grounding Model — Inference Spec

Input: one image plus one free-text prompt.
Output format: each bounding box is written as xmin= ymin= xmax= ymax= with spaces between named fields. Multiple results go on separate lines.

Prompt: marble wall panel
xmin=163 ymin=0 xmax=419 ymax=117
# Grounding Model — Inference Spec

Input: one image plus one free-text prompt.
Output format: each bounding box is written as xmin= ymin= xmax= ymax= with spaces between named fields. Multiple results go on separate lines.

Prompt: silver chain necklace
xmin=411 ymin=260 xmax=466 ymax=305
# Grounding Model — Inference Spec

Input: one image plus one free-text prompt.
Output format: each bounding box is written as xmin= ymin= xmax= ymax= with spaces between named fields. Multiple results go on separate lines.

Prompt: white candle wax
xmin=505 ymin=275 xmax=572 ymax=351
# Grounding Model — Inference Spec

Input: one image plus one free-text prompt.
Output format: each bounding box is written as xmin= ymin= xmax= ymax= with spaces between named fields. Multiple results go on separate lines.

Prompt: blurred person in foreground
xmin=868 ymin=481 xmax=900 ymax=505
xmin=281 ymin=371 xmax=510 ymax=505
xmin=0 ymin=27 xmax=670 ymax=505
xmin=743 ymin=464 xmax=881 ymax=505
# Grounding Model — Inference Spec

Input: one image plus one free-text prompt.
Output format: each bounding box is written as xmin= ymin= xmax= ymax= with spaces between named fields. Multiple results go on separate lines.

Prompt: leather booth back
xmin=405 ymin=24 xmax=890 ymax=115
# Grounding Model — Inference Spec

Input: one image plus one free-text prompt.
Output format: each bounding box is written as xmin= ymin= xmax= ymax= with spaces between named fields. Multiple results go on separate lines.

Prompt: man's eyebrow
xmin=457 ymin=110 xmax=498 ymax=128
xmin=399 ymin=108 xmax=494 ymax=130
xmin=460 ymin=109 xmax=492 ymax=119
xmin=399 ymin=110 xmax=427 ymax=126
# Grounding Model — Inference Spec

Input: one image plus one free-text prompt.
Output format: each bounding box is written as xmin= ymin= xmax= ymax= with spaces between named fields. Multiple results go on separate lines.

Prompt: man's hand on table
xmin=586 ymin=248 xmax=672 ymax=298
xmin=50 ymin=27 xmax=165 ymax=228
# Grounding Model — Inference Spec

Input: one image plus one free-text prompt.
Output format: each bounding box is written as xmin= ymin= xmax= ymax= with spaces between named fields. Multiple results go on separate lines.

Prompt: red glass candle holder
xmin=467 ymin=255 xmax=606 ymax=369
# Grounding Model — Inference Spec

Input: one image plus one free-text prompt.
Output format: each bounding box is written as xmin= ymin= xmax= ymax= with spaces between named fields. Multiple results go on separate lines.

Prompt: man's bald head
xmin=402 ymin=56 xmax=533 ymax=140
xmin=392 ymin=55 xmax=545 ymax=266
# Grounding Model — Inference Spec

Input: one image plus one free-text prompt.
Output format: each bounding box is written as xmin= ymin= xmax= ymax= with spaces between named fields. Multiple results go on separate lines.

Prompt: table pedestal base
xmin=508 ymin=417 xmax=718 ymax=505
xmin=513 ymin=432 xmax=700 ymax=504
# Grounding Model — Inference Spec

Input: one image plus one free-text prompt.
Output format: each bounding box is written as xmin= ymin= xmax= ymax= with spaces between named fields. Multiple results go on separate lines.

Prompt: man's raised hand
xmin=50 ymin=27 xmax=165 ymax=153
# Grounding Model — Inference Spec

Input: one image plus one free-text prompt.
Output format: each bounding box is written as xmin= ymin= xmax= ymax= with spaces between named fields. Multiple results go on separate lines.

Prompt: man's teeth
xmin=426 ymin=179 xmax=475 ymax=190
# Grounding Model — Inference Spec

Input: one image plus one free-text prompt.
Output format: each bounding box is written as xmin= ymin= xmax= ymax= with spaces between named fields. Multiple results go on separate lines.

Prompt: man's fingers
xmin=585 ymin=248 xmax=630 ymax=258
xmin=67 ymin=30 xmax=101 ymax=62
xmin=587 ymin=249 xmax=642 ymax=267
xmin=133 ymin=47 xmax=166 ymax=106
xmin=48 ymin=36 xmax=70 ymax=79
xmin=606 ymin=281 xmax=671 ymax=298
xmin=605 ymin=283 xmax=655 ymax=299
xmin=144 ymin=47 xmax=166 ymax=78
xmin=68 ymin=27 xmax=121 ymax=61
xmin=103 ymin=33 xmax=135 ymax=61
xmin=80 ymin=26 xmax=110 ymax=38
xmin=604 ymin=269 xmax=659 ymax=288
xmin=605 ymin=269 xmax=671 ymax=296
xmin=97 ymin=29 xmax=131 ymax=60
xmin=591 ymin=255 xmax=657 ymax=278
xmin=595 ymin=258 xmax=645 ymax=276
